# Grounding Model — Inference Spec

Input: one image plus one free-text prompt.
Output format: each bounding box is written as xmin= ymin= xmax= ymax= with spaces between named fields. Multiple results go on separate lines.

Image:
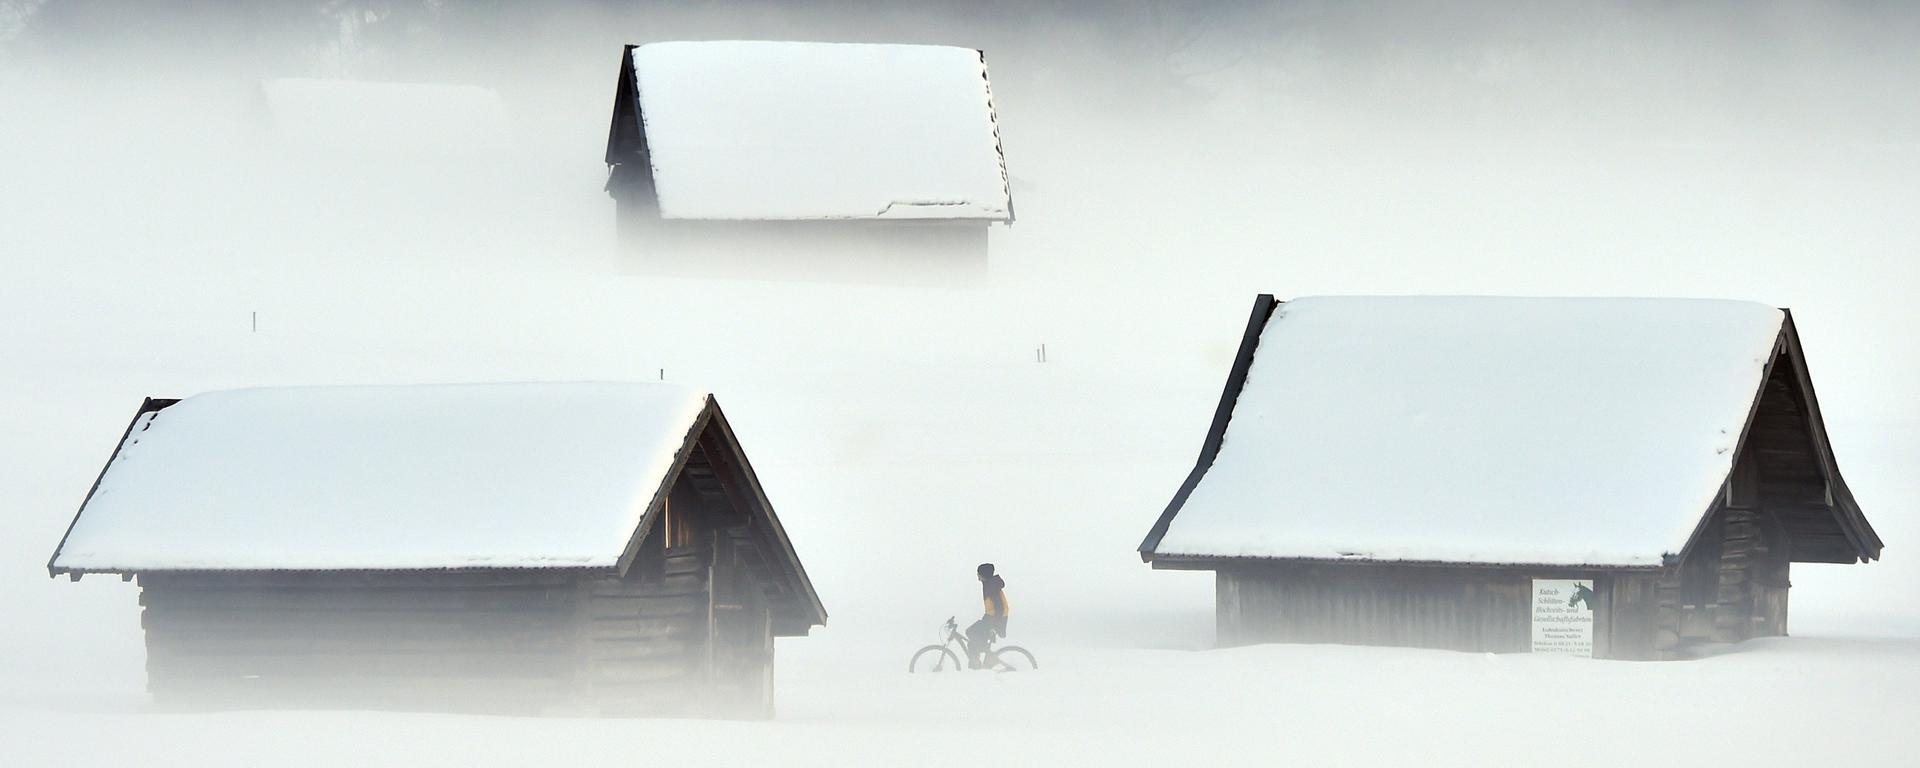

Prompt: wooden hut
xmin=604 ymin=41 xmax=1012 ymax=276
xmin=1138 ymin=296 xmax=1882 ymax=660
xmin=47 ymin=383 xmax=825 ymax=716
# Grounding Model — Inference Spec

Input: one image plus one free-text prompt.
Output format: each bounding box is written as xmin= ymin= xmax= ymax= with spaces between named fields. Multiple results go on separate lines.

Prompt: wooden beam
xmin=1138 ymin=294 xmax=1279 ymax=560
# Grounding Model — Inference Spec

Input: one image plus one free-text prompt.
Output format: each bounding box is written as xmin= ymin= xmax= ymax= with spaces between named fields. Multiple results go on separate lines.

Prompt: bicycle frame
xmin=910 ymin=615 xmax=1034 ymax=673
xmin=941 ymin=617 xmax=997 ymax=663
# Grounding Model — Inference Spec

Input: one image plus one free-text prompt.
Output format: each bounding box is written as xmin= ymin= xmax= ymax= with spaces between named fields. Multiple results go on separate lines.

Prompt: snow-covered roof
xmin=49 ymin=383 xmax=711 ymax=572
xmin=617 ymin=40 xmax=1011 ymax=221
xmin=1146 ymin=296 xmax=1793 ymax=568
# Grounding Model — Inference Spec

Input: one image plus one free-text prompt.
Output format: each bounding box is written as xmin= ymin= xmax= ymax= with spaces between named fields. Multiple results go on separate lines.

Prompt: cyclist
xmin=967 ymin=563 xmax=1009 ymax=669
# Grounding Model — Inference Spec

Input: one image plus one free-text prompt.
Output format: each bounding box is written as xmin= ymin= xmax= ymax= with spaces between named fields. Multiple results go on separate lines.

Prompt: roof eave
xmin=1148 ymin=554 xmax=1667 ymax=573
xmin=1672 ymin=318 xmax=1789 ymax=566
xmin=656 ymin=213 xmax=1010 ymax=224
xmin=702 ymin=399 xmax=829 ymax=629
xmin=49 ymin=564 xmax=625 ymax=579
xmin=621 ymin=41 xmax=1011 ymax=229
xmin=604 ymin=45 xmax=638 ymax=167
xmin=1671 ymin=308 xmax=1881 ymax=565
xmin=46 ymin=397 xmax=179 ymax=579
xmin=610 ymin=396 xmax=717 ymax=578
xmin=977 ymin=47 xmax=1013 ymax=226
xmin=1138 ymin=294 xmax=1281 ymax=561
xmin=1779 ymin=310 xmax=1884 ymax=561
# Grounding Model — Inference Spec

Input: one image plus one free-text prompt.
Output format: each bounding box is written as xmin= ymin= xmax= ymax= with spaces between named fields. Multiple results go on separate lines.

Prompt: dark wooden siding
xmin=1170 ymin=307 xmax=1874 ymax=661
xmin=578 ymin=530 xmax=773 ymax=716
xmin=140 ymin=572 xmax=582 ymax=713
xmin=579 ymin=545 xmax=712 ymax=715
xmin=1604 ymin=572 xmax=1660 ymax=660
xmin=138 ymin=469 xmax=782 ymax=716
xmin=1748 ymin=357 xmax=1859 ymax=563
xmin=1650 ymin=504 xmax=1795 ymax=656
xmin=1218 ymin=564 xmax=1535 ymax=654
xmin=1216 ymin=564 xmax=1685 ymax=660
xmin=1210 ymin=504 xmax=1799 ymax=661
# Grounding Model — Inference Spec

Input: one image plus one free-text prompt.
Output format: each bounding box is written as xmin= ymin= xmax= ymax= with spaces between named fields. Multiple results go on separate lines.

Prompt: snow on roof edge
xmin=625 ymin=40 xmax=1012 ymax=222
xmin=1146 ymin=295 xmax=1789 ymax=569
xmin=49 ymin=382 xmax=715 ymax=575
xmin=1150 ymin=552 xmax=1670 ymax=571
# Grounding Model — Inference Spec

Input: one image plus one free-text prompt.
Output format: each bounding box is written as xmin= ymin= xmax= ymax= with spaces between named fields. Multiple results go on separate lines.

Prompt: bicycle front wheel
xmin=992 ymin=646 xmax=1038 ymax=671
xmin=908 ymin=645 xmax=964 ymax=673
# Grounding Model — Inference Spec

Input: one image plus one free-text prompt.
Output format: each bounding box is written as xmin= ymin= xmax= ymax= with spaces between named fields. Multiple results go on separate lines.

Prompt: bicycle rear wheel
xmin=991 ymin=646 xmax=1038 ymax=671
xmin=908 ymin=645 xmax=964 ymax=673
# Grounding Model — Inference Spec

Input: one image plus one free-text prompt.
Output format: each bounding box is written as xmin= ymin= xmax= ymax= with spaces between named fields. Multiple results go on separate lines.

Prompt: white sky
xmin=1 ymin=1 xmax=1916 ymax=710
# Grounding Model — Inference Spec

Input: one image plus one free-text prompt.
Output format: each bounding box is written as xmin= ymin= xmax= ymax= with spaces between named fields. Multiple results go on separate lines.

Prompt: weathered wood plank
xmin=1217 ymin=564 xmax=1534 ymax=654
xmin=140 ymin=571 xmax=584 ymax=589
xmin=588 ymin=574 xmax=704 ymax=597
xmin=143 ymin=626 xmax=569 ymax=653
xmin=586 ymin=640 xmax=694 ymax=661
xmin=590 ymin=594 xmax=706 ymax=620
xmin=143 ymin=605 xmax=571 ymax=629
xmin=588 ymin=621 xmax=697 ymax=642
xmin=141 ymin=586 xmax=574 ymax=613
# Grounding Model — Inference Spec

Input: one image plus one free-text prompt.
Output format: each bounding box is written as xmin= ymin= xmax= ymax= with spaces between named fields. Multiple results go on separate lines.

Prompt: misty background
xmin=2 ymin=0 xmax=1916 ymax=714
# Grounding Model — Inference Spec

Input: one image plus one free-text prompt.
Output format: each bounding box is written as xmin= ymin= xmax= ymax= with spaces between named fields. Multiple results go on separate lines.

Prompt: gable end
xmin=604 ymin=45 xmax=659 ymax=211
xmin=1670 ymin=310 xmax=1880 ymax=566
xmin=1138 ymin=294 xmax=1280 ymax=561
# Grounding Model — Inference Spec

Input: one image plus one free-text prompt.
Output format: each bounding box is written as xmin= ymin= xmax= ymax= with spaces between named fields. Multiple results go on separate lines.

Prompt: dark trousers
xmin=966 ymin=618 xmax=1002 ymax=666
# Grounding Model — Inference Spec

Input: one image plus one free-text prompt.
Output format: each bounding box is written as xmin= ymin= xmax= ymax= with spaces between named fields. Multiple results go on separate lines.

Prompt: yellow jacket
xmin=983 ymin=591 xmax=1010 ymax=618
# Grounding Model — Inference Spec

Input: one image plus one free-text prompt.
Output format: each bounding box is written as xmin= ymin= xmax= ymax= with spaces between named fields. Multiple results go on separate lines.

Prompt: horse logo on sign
xmin=1566 ymin=582 xmax=1595 ymax=610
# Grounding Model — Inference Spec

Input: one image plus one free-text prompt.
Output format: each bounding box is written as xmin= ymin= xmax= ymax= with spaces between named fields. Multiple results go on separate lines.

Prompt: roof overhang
xmin=48 ymin=393 xmax=831 ymax=633
xmin=1137 ymin=295 xmax=1278 ymax=562
xmin=1148 ymin=554 xmax=1664 ymax=573
xmin=1141 ymin=296 xmax=1883 ymax=570
xmin=604 ymin=40 xmax=1013 ymax=224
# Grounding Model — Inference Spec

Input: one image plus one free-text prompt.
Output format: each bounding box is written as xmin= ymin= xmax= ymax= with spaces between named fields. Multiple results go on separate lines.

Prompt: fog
xmin=2 ymin=1 xmax=1917 ymax=762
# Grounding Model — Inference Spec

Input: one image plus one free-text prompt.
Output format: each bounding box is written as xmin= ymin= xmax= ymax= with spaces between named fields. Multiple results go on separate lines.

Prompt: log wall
xmin=139 ymin=552 xmax=734 ymax=715
xmin=1208 ymin=342 xmax=1836 ymax=661
xmin=1214 ymin=504 xmax=1799 ymax=661
xmin=1217 ymin=565 xmax=1690 ymax=660
xmin=140 ymin=572 xmax=582 ymax=713
xmin=577 ymin=545 xmax=712 ymax=715
xmin=138 ymin=475 xmax=783 ymax=715
xmin=1217 ymin=564 xmax=1536 ymax=654
xmin=128 ymin=416 xmax=811 ymax=715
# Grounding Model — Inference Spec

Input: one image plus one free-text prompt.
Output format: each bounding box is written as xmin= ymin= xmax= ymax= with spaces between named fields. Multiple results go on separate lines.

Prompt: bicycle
xmin=907 ymin=616 xmax=1039 ymax=672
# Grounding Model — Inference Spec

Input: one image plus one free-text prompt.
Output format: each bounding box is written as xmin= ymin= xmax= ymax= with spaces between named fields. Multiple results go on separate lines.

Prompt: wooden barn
xmin=47 ymin=383 xmax=825 ymax=716
xmin=1138 ymin=296 xmax=1882 ymax=660
xmin=604 ymin=40 xmax=1013 ymax=279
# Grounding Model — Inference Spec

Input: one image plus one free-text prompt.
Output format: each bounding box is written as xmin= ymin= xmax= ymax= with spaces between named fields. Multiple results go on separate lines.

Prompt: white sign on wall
xmin=1531 ymin=579 xmax=1595 ymax=657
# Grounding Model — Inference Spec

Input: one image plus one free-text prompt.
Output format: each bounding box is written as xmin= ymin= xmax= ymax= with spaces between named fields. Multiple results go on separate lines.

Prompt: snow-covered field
xmin=6 ymin=632 xmax=1919 ymax=767
xmin=4 ymin=3 xmax=1919 ymax=766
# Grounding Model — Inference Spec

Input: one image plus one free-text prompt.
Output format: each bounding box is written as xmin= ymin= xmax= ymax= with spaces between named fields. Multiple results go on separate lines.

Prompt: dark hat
xmin=976 ymin=563 xmax=996 ymax=576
